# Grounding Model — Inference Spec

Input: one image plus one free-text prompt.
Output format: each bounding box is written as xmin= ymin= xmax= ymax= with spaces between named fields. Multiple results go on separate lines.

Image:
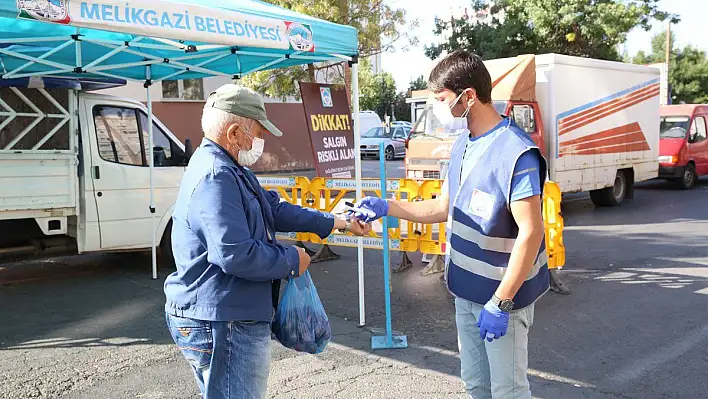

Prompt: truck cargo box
xmin=0 ymin=86 xmax=77 ymax=215
xmin=535 ymin=54 xmax=660 ymax=193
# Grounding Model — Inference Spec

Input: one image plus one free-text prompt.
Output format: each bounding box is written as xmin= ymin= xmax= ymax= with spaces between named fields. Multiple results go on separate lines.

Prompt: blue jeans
xmin=455 ymin=297 xmax=535 ymax=399
xmin=165 ymin=313 xmax=271 ymax=399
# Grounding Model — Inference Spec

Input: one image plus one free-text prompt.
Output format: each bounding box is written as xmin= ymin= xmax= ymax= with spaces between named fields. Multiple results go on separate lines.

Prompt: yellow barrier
xmin=256 ymin=176 xmax=565 ymax=270
xmin=257 ymin=176 xmax=312 ymax=243
xmin=306 ymin=177 xmax=419 ymax=252
xmin=417 ymin=179 xmax=447 ymax=256
xmin=542 ymin=181 xmax=566 ymax=269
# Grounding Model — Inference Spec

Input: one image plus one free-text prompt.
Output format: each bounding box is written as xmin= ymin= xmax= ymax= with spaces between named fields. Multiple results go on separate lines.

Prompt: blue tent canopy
xmin=0 ymin=0 xmax=366 ymax=292
xmin=0 ymin=0 xmax=359 ymax=81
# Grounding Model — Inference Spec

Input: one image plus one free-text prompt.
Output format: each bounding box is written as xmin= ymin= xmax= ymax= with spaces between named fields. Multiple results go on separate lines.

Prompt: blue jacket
xmin=164 ymin=139 xmax=335 ymax=322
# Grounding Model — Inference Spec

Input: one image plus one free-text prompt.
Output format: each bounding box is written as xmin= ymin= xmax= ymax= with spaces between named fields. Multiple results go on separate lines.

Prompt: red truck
xmin=659 ymin=105 xmax=708 ymax=189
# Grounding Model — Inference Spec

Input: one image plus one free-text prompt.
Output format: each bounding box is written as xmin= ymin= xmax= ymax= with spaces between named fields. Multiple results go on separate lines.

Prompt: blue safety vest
xmin=445 ymin=121 xmax=550 ymax=310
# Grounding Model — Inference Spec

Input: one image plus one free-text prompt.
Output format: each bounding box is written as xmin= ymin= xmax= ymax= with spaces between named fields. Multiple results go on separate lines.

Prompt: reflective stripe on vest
xmin=449 ymin=247 xmax=548 ymax=281
xmin=451 ymin=219 xmax=515 ymax=253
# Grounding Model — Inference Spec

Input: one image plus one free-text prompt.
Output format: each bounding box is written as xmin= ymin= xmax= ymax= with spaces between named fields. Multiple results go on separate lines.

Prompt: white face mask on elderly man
xmin=431 ymin=91 xmax=473 ymax=132
xmin=236 ymin=132 xmax=265 ymax=166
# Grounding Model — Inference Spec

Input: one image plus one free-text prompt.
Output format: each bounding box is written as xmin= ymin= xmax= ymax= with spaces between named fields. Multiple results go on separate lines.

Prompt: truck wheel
xmin=385 ymin=146 xmax=395 ymax=161
xmin=159 ymin=222 xmax=175 ymax=269
xmin=590 ymin=170 xmax=628 ymax=207
xmin=678 ymin=164 xmax=697 ymax=190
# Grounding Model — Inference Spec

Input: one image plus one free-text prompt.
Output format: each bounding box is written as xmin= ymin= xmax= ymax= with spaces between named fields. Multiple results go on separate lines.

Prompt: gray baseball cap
xmin=205 ymin=84 xmax=283 ymax=137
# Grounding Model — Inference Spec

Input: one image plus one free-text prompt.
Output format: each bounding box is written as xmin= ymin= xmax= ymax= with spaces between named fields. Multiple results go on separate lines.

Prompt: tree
xmin=241 ymin=0 xmax=418 ymax=100
xmin=426 ymin=0 xmax=678 ymax=62
xmin=360 ymin=71 xmax=397 ymax=118
xmin=425 ymin=1 xmax=537 ymax=60
xmin=408 ymin=75 xmax=427 ymax=92
xmin=392 ymin=92 xmax=411 ymax=122
xmin=671 ymin=47 xmax=708 ymax=104
xmin=628 ymin=31 xmax=708 ymax=104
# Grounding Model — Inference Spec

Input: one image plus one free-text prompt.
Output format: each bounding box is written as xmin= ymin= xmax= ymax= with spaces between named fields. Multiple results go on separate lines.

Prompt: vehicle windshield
xmin=409 ymin=100 xmax=509 ymax=139
xmin=660 ymin=116 xmax=690 ymax=139
xmin=362 ymin=127 xmax=390 ymax=138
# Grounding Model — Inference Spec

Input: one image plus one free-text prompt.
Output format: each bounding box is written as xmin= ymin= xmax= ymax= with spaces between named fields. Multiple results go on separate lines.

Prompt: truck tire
xmin=590 ymin=170 xmax=628 ymax=207
xmin=678 ymin=164 xmax=697 ymax=190
xmin=159 ymin=222 xmax=175 ymax=269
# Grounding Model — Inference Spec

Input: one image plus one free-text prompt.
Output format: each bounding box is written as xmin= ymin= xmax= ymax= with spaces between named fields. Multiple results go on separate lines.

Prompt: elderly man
xmin=164 ymin=84 xmax=367 ymax=399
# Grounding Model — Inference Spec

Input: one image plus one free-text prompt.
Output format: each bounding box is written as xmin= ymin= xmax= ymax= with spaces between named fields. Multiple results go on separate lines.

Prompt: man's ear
xmin=463 ymin=88 xmax=478 ymax=108
xmin=226 ymin=123 xmax=240 ymax=142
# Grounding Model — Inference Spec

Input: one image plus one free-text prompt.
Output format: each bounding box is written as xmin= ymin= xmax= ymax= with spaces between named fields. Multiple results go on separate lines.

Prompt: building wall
xmin=149 ymin=101 xmax=315 ymax=173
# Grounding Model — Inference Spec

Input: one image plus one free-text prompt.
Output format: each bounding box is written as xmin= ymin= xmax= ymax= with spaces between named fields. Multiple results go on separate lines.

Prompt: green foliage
xmin=628 ymin=31 xmax=708 ymax=104
xmin=408 ymin=75 xmax=427 ymax=92
xmin=241 ymin=0 xmax=418 ymax=100
xmin=426 ymin=0 xmax=678 ymax=62
xmin=360 ymin=71 xmax=406 ymax=120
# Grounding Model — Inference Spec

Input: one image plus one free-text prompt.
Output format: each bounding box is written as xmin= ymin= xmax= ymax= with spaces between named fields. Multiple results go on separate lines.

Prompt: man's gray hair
xmin=201 ymin=107 xmax=253 ymax=138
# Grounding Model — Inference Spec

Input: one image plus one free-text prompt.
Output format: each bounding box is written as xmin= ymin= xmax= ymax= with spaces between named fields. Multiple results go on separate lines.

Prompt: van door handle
xmin=93 ymin=166 xmax=100 ymax=179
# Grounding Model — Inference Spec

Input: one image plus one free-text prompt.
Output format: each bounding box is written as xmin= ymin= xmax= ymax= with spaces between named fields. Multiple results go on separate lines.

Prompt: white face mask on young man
xmin=235 ymin=130 xmax=265 ymax=166
xmin=431 ymin=90 xmax=473 ymax=132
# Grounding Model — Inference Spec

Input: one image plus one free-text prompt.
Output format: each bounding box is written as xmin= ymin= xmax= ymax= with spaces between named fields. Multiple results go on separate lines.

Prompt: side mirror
xmin=184 ymin=139 xmax=194 ymax=164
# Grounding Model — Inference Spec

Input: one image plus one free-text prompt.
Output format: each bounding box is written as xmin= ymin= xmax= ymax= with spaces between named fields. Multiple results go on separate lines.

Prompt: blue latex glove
xmin=351 ymin=196 xmax=388 ymax=223
xmin=477 ymin=300 xmax=510 ymax=342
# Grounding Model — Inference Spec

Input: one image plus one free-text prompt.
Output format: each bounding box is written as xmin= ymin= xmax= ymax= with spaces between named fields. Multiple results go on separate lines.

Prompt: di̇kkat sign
xmin=16 ymin=0 xmax=315 ymax=52
xmin=299 ymin=82 xmax=356 ymax=179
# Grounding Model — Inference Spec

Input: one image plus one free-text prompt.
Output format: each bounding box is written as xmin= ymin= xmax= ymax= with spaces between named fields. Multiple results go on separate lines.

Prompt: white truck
xmin=0 ymin=77 xmax=191 ymax=263
xmin=405 ymin=54 xmax=661 ymax=206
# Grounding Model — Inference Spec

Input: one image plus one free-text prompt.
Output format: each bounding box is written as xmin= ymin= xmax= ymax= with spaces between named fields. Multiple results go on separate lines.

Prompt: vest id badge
xmin=469 ymin=189 xmax=494 ymax=220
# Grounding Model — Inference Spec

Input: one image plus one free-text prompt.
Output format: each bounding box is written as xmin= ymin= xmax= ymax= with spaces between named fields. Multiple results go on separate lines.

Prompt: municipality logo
xmin=284 ymin=21 xmax=315 ymax=52
xmin=320 ymin=87 xmax=333 ymax=108
xmin=288 ymin=177 xmax=296 ymax=186
xmin=17 ymin=0 xmax=71 ymax=24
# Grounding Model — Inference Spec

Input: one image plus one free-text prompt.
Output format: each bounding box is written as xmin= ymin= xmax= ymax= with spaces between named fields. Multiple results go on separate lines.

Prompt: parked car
xmin=659 ymin=104 xmax=708 ymax=189
xmin=360 ymin=126 xmax=409 ymax=160
xmin=354 ymin=110 xmax=383 ymax=136
xmin=390 ymin=121 xmax=412 ymax=129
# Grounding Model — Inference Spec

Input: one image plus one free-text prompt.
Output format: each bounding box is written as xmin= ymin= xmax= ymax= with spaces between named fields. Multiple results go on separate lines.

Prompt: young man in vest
xmin=352 ymin=50 xmax=549 ymax=398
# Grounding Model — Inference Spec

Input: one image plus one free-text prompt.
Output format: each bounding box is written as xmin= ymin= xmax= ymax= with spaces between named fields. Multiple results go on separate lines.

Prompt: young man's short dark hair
xmin=428 ymin=50 xmax=493 ymax=104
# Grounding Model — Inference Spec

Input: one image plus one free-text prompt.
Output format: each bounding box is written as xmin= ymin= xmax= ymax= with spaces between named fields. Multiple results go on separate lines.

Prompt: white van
xmin=0 ymin=77 xmax=190 ymax=263
xmin=355 ymin=110 xmax=382 ymax=136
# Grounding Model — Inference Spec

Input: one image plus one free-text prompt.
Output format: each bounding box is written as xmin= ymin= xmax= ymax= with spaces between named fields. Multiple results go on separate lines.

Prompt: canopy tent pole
xmin=146 ymin=65 xmax=158 ymax=280
xmin=74 ymin=28 xmax=82 ymax=75
xmin=351 ymin=57 xmax=365 ymax=327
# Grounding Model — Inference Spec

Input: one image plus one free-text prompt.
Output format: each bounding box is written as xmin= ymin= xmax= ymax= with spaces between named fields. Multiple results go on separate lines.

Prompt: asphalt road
xmin=2 ymin=169 xmax=708 ymax=398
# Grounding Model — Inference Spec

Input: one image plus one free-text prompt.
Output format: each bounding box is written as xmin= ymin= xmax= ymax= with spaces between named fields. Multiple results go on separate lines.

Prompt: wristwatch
xmin=492 ymin=294 xmax=514 ymax=312
xmin=337 ymin=220 xmax=351 ymax=233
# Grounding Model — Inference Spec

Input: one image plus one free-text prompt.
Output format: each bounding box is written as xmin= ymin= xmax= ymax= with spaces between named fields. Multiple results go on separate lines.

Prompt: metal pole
xmin=351 ymin=60 xmax=365 ymax=327
xmin=665 ymin=21 xmax=671 ymax=69
xmin=665 ymin=21 xmax=671 ymax=105
xmin=146 ymin=66 xmax=157 ymax=280
xmin=75 ymin=28 xmax=82 ymax=69
xmin=379 ymin=143 xmax=393 ymax=347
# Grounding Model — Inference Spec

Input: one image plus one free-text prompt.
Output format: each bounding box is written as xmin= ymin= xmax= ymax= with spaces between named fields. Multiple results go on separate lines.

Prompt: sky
xmin=382 ymin=0 xmax=708 ymax=92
